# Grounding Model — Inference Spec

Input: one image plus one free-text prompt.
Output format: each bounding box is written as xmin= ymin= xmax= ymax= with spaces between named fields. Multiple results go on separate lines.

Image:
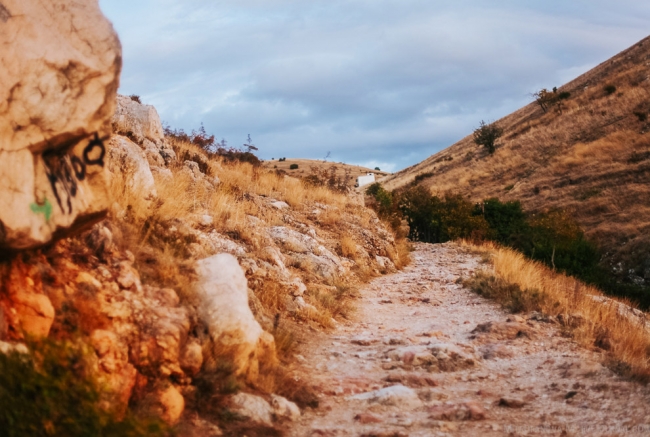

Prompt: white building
xmin=356 ymin=172 xmax=376 ymax=188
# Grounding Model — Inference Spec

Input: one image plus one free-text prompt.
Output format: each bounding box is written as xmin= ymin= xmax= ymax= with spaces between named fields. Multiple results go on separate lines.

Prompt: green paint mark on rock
xmin=30 ymin=199 xmax=53 ymax=222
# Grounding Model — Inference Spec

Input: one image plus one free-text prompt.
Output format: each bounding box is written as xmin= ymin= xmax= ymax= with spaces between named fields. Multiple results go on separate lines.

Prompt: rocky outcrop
xmin=194 ymin=254 xmax=277 ymax=382
xmin=0 ymin=0 xmax=121 ymax=249
xmin=106 ymin=136 xmax=157 ymax=202
xmin=111 ymin=95 xmax=176 ymax=165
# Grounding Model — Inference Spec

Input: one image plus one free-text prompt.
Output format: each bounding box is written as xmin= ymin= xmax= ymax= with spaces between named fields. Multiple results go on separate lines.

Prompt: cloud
xmin=100 ymin=0 xmax=650 ymax=170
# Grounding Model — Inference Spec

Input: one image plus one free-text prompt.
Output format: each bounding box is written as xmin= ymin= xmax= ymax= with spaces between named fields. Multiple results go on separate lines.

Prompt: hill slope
xmin=383 ymin=35 xmax=650 ymax=286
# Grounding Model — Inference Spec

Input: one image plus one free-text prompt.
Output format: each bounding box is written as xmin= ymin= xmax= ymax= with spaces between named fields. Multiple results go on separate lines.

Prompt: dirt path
xmin=288 ymin=243 xmax=650 ymax=436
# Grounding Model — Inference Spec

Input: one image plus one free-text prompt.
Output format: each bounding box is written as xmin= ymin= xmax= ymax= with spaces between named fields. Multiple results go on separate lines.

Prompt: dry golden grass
xmin=384 ymin=35 xmax=650 ymax=275
xmin=340 ymin=234 xmax=358 ymax=259
xmin=463 ymin=241 xmax=650 ymax=381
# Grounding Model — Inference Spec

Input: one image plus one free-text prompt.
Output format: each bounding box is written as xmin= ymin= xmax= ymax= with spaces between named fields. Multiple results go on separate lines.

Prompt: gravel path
xmin=288 ymin=243 xmax=650 ymax=436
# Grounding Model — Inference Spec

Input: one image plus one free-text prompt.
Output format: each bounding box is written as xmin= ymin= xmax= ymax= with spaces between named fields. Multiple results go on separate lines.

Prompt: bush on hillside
xmin=289 ymin=163 xmax=298 ymax=170
xmin=474 ymin=198 xmax=528 ymax=246
xmin=304 ymin=165 xmax=352 ymax=193
xmin=473 ymin=121 xmax=503 ymax=154
xmin=394 ymin=187 xmax=490 ymax=243
xmin=604 ymin=84 xmax=617 ymax=95
xmin=533 ymin=88 xmax=570 ymax=112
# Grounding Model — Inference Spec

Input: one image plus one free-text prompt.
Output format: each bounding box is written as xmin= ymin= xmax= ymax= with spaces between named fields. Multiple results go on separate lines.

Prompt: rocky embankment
xmin=288 ymin=243 xmax=650 ymax=436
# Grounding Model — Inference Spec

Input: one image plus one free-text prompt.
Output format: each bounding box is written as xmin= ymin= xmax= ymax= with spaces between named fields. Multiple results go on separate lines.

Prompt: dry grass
xmin=109 ymin=137 xmax=405 ymax=331
xmin=463 ymin=241 xmax=650 ymax=381
xmin=384 ymin=35 xmax=650 ymax=276
xmin=340 ymin=234 xmax=358 ymax=259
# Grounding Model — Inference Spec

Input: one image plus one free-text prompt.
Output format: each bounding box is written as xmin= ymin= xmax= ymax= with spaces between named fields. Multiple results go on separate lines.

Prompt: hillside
xmin=263 ymin=158 xmax=390 ymax=188
xmin=383 ymin=35 xmax=650 ymax=287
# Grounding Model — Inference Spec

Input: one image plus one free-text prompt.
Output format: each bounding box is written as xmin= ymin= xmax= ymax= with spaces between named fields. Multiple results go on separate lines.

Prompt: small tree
xmin=473 ymin=120 xmax=503 ymax=154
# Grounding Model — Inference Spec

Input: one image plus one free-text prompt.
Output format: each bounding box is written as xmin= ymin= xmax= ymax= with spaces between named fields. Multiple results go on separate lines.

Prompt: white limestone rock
xmin=0 ymin=0 xmax=121 ymax=249
xmin=227 ymin=393 xmax=273 ymax=426
xmin=194 ymin=254 xmax=276 ymax=381
xmin=350 ymin=385 xmax=422 ymax=409
xmin=270 ymin=394 xmax=301 ymax=421
xmin=111 ymin=95 xmax=165 ymax=145
xmin=107 ymin=135 xmax=157 ymax=202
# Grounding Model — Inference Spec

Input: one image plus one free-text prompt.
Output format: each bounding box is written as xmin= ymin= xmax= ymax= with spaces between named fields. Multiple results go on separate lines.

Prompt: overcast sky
xmin=99 ymin=1 xmax=650 ymax=172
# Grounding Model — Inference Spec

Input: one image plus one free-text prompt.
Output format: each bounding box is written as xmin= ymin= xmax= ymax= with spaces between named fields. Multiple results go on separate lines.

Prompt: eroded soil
xmin=288 ymin=243 xmax=650 ymax=436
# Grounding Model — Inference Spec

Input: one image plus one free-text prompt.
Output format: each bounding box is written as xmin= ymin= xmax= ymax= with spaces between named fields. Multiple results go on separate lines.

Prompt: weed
xmin=464 ymin=271 xmax=550 ymax=313
xmin=0 ymin=339 xmax=166 ymax=437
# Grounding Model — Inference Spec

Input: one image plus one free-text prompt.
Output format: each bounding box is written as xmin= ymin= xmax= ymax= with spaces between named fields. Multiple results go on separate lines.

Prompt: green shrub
xmin=413 ymin=172 xmax=434 ymax=184
xmin=289 ymin=163 xmax=298 ymax=170
xmin=0 ymin=339 xmax=166 ymax=437
xmin=395 ymin=187 xmax=490 ymax=243
xmin=474 ymin=198 xmax=528 ymax=246
xmin=473 ymin=120 xmax=503 ymax=154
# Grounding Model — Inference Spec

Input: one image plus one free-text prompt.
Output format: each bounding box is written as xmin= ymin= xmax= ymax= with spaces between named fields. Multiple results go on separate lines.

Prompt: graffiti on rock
xmin=41 ymin=133 xmax=107 ymax=216
xmin=30 ymin=199 xmax=53 ymax=222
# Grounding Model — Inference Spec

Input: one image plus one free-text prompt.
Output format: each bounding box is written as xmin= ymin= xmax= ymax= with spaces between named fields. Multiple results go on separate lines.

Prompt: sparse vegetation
xmin=164 ymin=124 xmax=261 ymax=166
xmin=0 ymin=339 xmax=166 ymax=437
xmin=289 ymin=163 xmax=299 ymax=170
xmin=129 ymin=94 xmax=141 ymax=103
xmin=303 ymin=165 xmax=353 ymax=193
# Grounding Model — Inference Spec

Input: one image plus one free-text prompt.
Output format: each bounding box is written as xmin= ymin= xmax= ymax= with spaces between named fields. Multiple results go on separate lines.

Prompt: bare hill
xmin=383 ymin=35 xmax=650 ymax=284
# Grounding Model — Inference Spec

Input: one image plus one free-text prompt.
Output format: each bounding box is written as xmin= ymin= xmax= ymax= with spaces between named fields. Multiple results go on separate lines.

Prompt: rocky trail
xmin=287 ymin=243 xmax=650 ymax=437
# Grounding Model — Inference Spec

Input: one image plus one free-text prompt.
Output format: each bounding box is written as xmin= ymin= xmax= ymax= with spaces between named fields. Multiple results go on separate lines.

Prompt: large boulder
xmin=0 ymin=0 xmax=122 ymax=249
xmin=194 ymin=254 xmax=276 ymax=382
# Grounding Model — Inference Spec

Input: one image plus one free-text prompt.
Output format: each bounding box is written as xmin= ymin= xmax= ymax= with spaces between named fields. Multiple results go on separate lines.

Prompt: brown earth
xmin=286 ymin=243 xmax=650 ymax=436
xmin=382 ymin=35 xmax=650 ymax=278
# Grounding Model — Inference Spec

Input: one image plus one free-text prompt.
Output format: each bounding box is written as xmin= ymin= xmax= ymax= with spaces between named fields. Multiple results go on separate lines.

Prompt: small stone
xmin=354 ymin=412 xmax=383 ymax=424
xmin=270 ymin=394 xmax=301 ymax=421
xmin=76 ymin=272 xmax=102 ymax=290
xmin=270 ymin=201 xmax=290 ymax=210
xmin=199 ymin=214 xmax=214 ymax=226
xmin=350 ymin=385 xmax=422 ymax=409
xmin=156 ymin=386 xmax=185 ymax=426
xmin=227 ymin=392 xmax=273 ymax=426
xmin=351 ymin=336 xmax=377 ymax=346
xmin=498 ymin=397 xmax=526 ymax=408
xmin=180 ymin=340 xmax=203 ymax=376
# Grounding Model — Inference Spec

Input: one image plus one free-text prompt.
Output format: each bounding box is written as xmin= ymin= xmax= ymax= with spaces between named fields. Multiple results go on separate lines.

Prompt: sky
xmin=99 ymin=1 xmax=650 ymax=172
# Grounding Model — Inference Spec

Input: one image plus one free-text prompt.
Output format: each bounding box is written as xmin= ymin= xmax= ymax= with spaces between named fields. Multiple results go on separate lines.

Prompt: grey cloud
xmin=100 ymin=0 xmax=650 ymax=170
